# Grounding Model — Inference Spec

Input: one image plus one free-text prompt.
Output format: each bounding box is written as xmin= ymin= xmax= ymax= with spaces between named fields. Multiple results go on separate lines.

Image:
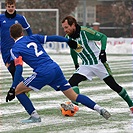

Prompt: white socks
xmin=31 ymin=110 xmax=40 ymax=118
xmin=94 ymin=104 xmax=103 ymax=114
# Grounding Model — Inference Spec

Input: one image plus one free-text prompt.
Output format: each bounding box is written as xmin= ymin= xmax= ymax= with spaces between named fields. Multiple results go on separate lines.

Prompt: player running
xmin=61 ymin=15 xmax=133 ymax=114
xmin=6 ymin=23 xmax=111 ymax=123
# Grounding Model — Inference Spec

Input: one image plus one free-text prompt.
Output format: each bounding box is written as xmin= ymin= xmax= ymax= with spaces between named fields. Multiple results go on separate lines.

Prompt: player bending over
xmin=6 ymin=23 xmax=111 ymax=123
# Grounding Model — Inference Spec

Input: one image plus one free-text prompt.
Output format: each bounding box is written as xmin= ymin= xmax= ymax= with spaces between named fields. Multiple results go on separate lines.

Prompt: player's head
xmin=10 ymin=23 xmax=23 ymax=40
xmin=62 ymin=16 xmax=77 ymax=36
xmin=5 ymin=0 xmax=16 ymax=14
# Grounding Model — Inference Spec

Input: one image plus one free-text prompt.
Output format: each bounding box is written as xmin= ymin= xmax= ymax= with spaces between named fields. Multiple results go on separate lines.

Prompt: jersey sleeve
xmin=10 ymin=48 xmax=23 ymax=88
xmin=11 ymin=65 xmax=23 ymax=88
xmin=26 ymin=28 xmax=32 ymax=36
xmin=70 ymin=48 xmax=78 ymax=66
xmin=0 ymin=15 xmax=2 ymax=27
xmin=33 ymin=34 xmax=70 ymax=44
xmin=21 ymin=16 xmax=30 ymax=29
xmin=46 ymin=35 xmax=69 ymax=42
xmin=20 ymin=16 xmax=32 ymax=36
xmin=31 ymin=34 xmax=47 ymax=44
xmin=65 ymin=35 xmax=79 ymax=66
xmin=82 ymin=27 xmax=107 ymax=50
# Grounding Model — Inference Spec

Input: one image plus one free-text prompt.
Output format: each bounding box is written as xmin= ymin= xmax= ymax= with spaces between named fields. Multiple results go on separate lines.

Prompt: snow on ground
xmin=0 ymin=53 xmax=133 ymax=133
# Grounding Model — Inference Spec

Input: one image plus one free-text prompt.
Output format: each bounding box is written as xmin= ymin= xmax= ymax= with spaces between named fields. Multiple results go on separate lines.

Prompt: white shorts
xmin=75 ymin=62 xmax=111 ymax=80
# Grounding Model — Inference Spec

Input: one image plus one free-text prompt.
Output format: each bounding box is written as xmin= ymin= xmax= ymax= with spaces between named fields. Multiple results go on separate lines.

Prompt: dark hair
xmin=62 ymin=16 xmax=77 ymax=26
xmin=10 ymin=23 xmax=23 ymax=39
xmin=5 ymin=0 xmax=16 ymax=6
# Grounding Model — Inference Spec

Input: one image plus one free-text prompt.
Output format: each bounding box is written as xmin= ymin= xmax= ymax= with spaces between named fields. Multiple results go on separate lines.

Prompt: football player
xmin=61 ymin=15 xmax=133 ymax=114
xmin=6 ymin=23 xmax=111 ymax=123
xmin=0 ymin=0 xmax=32 ymax=97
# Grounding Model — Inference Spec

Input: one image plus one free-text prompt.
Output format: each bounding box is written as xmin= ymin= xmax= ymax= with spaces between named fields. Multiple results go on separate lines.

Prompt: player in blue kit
xmin=0 ymin=0 xmax=32 ymax=97
xmin=6 ymin=23 xmax=111 ymax=123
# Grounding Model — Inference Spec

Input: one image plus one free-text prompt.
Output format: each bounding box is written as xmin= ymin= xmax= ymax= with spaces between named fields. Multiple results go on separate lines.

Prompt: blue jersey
xmin=0 ymin=13 xmax=31 ymax=64
xmin=10 ymin=34 xmax=69 ymax=88
xmin=11 ymin=35 xmax=55 ymax=72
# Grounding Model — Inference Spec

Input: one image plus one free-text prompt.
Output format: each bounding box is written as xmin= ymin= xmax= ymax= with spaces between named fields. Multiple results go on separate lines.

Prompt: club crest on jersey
xmin=15 ymin=20 xmax=18 ymax=24
xmin=75 ymin=44 xmax=83 ymax=53
xmin=3 ymin=20 xmax=6 ymax=23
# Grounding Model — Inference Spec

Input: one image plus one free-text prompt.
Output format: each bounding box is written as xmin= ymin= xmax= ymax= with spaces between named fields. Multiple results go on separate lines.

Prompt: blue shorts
xmin=23 ymin=65 xmax=71 ymax=91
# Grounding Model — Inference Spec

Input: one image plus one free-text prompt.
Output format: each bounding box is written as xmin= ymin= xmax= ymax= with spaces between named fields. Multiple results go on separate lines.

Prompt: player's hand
xmin=67 ymin=40 xmax=77 ymax=49
xmin=75 ymin=64 xmax=79 ymax=70
xmin=99 ymin=50 xmax=107 ymax=63
xmin=6 ymin=87 xmax=15 ymax=102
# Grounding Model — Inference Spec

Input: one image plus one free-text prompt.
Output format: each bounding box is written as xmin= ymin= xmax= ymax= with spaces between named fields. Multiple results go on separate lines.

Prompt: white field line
xmin=0 ymin=93 xmax=132 ymax=133
xmin=0 ymin=116 xmax=76 ymax=132
xmin=0 ymin=54 xmax=133 ymax=133
xmin=0 ymin=70 xmax=132 ymax=80
xmin=0 ymin=82 xmax=132 ymax=104
xmin=0 ymin=103 xmax=132 ymax=133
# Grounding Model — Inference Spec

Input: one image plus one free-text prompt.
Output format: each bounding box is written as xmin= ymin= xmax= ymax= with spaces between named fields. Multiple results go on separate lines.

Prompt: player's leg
xmin=51 ymin=65 xmax=110 ymax=119
xmin=15 ymin=72 xmax=48 ymax=123
xmin=63 ymin=88 xmax=111 ymax=120
xmin=103 ymin=75 xmax=133 ymax=112
xmin=90 ymin=62 xmax=133 ymax=115
xmin=52 ymin=65 xmax=110 ymax=119
xmin=69 ymin=73 xmax=87 ymax=105
xmin=94 ymin=62 xmax=133 ymax=107
xmin=103 ymin=63 xmax=133 ymax=107
xmin=97 ymin=62 xmax=133 ymax=113
xmin=15 ymin=82 xmax=41 ymax=123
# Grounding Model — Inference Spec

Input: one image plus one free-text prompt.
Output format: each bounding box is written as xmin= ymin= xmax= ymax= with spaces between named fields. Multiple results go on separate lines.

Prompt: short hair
xmin=62 ymin=16 xmax=77 ymax=26
xmin=10 ymin=23 xmax=23 ymax=39
xmin=5 ymin=0 xmax=16 ymax=6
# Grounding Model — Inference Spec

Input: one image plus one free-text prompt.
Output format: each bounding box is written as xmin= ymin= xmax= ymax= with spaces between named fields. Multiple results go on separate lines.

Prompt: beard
xmin=69 ymin=24 xmax=81 ymax=39
xmin=68 ymin=29 xmax=75 ymax=36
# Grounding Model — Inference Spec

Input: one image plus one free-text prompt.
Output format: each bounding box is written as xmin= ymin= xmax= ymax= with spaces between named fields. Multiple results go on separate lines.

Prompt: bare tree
xmin=111 ymin=1 xmax=132 ymax=37
xmin=17 ymin=0 xmax=79 ymax=35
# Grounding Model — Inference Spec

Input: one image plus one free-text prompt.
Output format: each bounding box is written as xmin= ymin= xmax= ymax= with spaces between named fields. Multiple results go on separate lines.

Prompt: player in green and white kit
xmin=62 ymin=16 xmax=133 ymax=114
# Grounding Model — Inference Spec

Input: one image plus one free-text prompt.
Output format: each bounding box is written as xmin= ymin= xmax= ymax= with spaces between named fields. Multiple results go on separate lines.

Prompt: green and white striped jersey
xmin=66 ymin=26 xmax=107 ymax=65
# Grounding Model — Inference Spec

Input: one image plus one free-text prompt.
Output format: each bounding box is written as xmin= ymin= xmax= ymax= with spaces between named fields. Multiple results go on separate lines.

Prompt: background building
xmin=72 ymin=0 xmax=132 ymax=37
xmin=0 ymin=0 xmax=132 ymax=37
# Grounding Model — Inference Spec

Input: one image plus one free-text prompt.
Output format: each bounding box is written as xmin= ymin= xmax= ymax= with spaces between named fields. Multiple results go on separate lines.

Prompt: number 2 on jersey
xmin=27 ymin=42 xmax=43 ymax=57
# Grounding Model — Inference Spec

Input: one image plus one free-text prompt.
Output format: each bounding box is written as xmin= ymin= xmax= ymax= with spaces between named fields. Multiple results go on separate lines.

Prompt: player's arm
xmin=6 ymin=54 xmax=23 ymax=102
xmin=85 ymin=28 xmax=107 ymax=50
xmin=11 ymin=56 xmax=23 ymax=88
xmin=70 ymin=49 xmax=79 ymax=70
xmin=46 ymin=35 xmax=77 ymax=49
xmin=21 ymin=16 xmax=33 ymax=36
xmin=85 ymin=28 xmax=107 ymax=63
xmin=92 ymin=31 xmax=107 ymax=63
xmin=26 ymin=28 xmax=32 ymax=36
xmin=96 ymin=32 xmax=107 ymax=50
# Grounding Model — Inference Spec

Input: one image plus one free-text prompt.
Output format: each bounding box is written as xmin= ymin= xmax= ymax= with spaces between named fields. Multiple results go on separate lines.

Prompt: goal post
xmin=0 ymin=9 xmax=59 ymax=35
xmin=0 ymin=8 xmax=61 ymax=52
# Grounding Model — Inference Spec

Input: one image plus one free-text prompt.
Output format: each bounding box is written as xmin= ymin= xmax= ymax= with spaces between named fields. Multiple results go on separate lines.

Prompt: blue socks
xmin=16 ymin=93 xmax=97 ymax=114
xmin=76 ymin=94 xmax=96 ymax=110
xmin=16 ymin=93 xmax=35 ymax=115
